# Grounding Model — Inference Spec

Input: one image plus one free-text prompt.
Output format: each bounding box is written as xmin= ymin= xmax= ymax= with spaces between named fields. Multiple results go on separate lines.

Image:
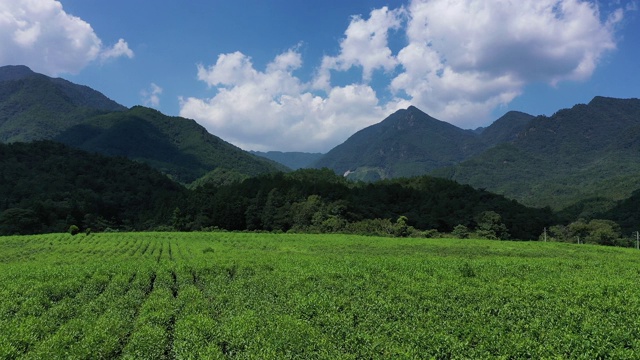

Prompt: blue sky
xmin=1 ymin=0 xmax=638 ymax=152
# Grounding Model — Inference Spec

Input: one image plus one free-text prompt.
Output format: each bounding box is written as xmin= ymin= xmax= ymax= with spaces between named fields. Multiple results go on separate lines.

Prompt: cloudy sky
xmin=1 ymin=0 xmax=638 ymax=152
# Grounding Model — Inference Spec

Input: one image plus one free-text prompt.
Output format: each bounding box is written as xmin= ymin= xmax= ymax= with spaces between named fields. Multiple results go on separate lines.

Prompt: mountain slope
xmin=0 ymin=65 xmax=126 ymax=142
xmin=479 ymin=111 xmax=534 ymax=147
xmin=0 ymin=65 xmax=286 ymax=183
xmin=313 ymin=106 xmax=487 ymax=180
xmin=55 ymin=106 xmax=287 ymax=183
xmin=433 ymin=96 xmax=640 ymax=210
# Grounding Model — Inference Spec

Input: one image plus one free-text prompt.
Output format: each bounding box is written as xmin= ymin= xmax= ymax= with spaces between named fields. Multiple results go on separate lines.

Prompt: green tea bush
xmin=1 ymin=232 xmax=640 ymax=358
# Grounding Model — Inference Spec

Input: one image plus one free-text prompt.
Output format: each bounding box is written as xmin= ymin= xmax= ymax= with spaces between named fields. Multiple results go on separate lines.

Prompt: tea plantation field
xmin=1 ymin=232 xmax=640 ymax=359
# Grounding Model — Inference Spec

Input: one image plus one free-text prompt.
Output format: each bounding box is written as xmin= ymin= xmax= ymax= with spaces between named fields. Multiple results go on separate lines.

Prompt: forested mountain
xmin=0 ymin=65 xmax=285 ymax=183
xmin=434 ymin=97 xmax=640 ymax=210
xmin=478 ymin=111 xmax=534 ymax=147
xmin=53 ymin=106 xmax=287 ymax=183
xmin=0 ymin=65 xmax=126 ymax=143
xmin=312 ymin=96 xmax=640 ymax=212
xmin=251 ymin=150 xmax=323 ymax=170
xmin=313 ymin=106 xmax=487 ymax=180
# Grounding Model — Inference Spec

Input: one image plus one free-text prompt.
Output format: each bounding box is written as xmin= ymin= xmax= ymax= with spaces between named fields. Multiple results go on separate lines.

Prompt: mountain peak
xmin=384 ymin=105 xmax=442 ymax=127
xmin=479 ymin=110 xmax=534 ymax=146
xmin=0 ymin=65 xmax=36 ymax=82
xmin=313 ymin=105 xmax=487 ymax=178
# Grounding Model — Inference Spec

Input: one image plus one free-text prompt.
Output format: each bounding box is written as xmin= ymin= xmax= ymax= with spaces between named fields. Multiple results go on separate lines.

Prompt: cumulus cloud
xmin=141 ymin=83 xmax=163 ymax=108
xmin=100 ymin=38 xmax=134 ymax=61
xmin=181 ymin=0 xmax=625 ymax=152
xmin=388 ymin=0 xmax=623 ymax=128
xmin=180 ymin=48 xmax=398 ymax=152
xmin=314 ymin=6 xmax=404 ymax=89
xmin=0 ymin=0 xmax=133 ymax=76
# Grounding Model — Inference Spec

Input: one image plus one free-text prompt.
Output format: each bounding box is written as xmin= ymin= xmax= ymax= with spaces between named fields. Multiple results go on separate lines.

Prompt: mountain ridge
xmin=311 ymin=95 xmax=640 ymax=212
xmin=0 ymin=65 xmax=286 ymax=183
xmin=313 ymin=106 xmax=487 ymax=180
xmin=433 ymin=96 xmax=640 ymax=210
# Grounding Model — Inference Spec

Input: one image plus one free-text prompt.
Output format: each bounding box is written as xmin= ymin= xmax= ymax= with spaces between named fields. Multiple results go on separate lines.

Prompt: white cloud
xmin=314 ymin=6 xmax=404 ymax=90
xmin=181 ymin=0 xmax=625 ymax=152
xmin=141 ymin=83 xmax=163 ymax=108
xmin=389 ymin=0 xmax=623 ymax=128
xmin=180 ymin=47 xmax=400 ymax=152
xmin=100 ymin=38 xmax=134 ymax=61
xmin=0 ymin=0 xmax=133 ymax=76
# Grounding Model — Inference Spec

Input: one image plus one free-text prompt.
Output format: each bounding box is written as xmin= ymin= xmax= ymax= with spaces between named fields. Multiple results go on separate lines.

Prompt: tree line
xmin=1 ymin=141 xmax=637 ymax=246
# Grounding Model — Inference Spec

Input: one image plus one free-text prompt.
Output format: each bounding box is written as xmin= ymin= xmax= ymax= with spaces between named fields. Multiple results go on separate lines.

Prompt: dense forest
xmin=1 ymin=141 xmax=559 ymax=240
xmin=0 ymin=141 xmax=186 ymax=234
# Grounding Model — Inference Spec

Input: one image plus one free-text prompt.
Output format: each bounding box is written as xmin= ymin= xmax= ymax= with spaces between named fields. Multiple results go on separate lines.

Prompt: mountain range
xmin=2 ymin=65 xmax=639 ymax=217
xmin=310 ymin=97 xmax=640 ymax=213
xmin=0 ymin=65 xmax=285 ymax=183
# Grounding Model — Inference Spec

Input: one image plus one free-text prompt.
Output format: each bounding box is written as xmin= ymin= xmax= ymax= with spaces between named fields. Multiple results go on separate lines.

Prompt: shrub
xmin=69 ymin=225 xmax=80 ymax=236
xmin=452 ymin=224 xmax=470 ymax=239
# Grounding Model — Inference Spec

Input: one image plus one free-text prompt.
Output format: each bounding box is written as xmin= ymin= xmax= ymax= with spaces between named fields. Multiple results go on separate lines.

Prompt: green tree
xmin=291 ymin=195 xmax=324 ymax=230
xmin=475 ymin=211 xmax=510 ymax=240
xmin=567 ymin=220 xmax=590 ymax=244
xmin=452 ymin=224 xmax=470 ymax=239
xmin=171 ymin=207 xmax=188 ymax=231
xmin=548 ymin=224 xmax=570 ymax=242
xmin=584 ymin=219 xmax=621 ymax=246
xmin=394 ymin=216 xmax=410 ymax=237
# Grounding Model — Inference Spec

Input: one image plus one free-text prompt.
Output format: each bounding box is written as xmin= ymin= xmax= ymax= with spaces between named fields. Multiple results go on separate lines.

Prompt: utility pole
xmin=636 ymin=231 xmax=639 ymax=250
xmin=543 ymin=227 xmax=547 ymax=242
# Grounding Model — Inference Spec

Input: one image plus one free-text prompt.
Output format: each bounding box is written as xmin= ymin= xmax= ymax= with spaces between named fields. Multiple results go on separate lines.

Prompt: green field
xmin=1 ymin=233 xmax=640 ymax=359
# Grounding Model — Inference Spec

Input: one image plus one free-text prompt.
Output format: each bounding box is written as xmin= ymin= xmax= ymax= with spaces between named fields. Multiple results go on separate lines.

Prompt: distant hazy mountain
xmin=0 ymin=65 xmax=285 ymax=183
xmin=250 ymin=151 xmax=323 ymax=170
xmin=0 ymin=65 xmax=126 ymax=143
xmin=433 ymin=96 xmax=640 ymax=210
xmin=313 ymin=106 xmax=487 ymax=181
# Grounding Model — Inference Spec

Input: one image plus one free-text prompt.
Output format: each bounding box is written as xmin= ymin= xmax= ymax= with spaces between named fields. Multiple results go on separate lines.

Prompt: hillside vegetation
xmin=435 ymin=97 xmax=640 ymax=210
xmin=54 ymin=106 xmax=287 ymax=183
xmin=309 ymin=96 xmax=640 ymax=212
xmin=314 ymin=106 xmax=486 ymax=180
xmin=0 ymin=65 xmax=125 ymax=143
xmin=2 ymin=65 xmax=639 ymax=241
xmin=0 ymin=65 xmax=285 ymax=183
